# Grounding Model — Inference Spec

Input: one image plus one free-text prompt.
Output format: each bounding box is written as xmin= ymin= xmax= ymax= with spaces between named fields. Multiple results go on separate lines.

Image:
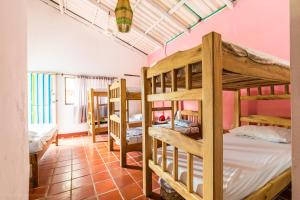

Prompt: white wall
xmin=27 ymin=0 xmax=146 ymax=133
xmin=0 ymin=0 xmax=29 ymax=199
xmin=291 ymin=0 xmax=300 ymax=198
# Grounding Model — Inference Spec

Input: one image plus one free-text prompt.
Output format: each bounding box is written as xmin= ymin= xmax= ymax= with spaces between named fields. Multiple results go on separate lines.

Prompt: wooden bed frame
xmin=141 ymin=32 xmax=291 ymax=200
xmin=108 ymin=79 xmax=142 ymax=167
xmin=30 ymin=130 xmax=58 ymax=187
xmin=87 ymin=88 xmax=108 ymax=143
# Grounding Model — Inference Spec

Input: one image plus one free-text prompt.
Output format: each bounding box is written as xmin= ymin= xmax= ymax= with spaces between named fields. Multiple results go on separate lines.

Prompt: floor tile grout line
xmin=94 ymin=138 xmax=125 ymax=200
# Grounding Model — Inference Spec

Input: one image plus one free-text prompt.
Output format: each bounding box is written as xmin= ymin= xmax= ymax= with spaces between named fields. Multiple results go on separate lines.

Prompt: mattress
xmin=113 ymin=123 xmax=199 ymax=145
xmin=28 ymin=124 xmax=57 ymax=153
xmin=157 ymin=133 xmax=291 ymax=200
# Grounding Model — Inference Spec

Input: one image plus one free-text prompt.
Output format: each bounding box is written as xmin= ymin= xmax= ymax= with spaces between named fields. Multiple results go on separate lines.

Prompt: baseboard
xmin=58 ymin=131 xmax=88 ymax=138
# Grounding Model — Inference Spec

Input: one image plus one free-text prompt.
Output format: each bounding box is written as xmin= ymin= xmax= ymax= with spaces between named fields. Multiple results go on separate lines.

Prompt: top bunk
xmin=109 ymin=79 xmax=141 ymax=101
xmin=146 ymin=32 xmax=290 ymax=93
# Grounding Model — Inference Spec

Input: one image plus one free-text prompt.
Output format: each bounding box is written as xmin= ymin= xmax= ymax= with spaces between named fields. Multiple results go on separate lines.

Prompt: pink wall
xmin=148 ymin=0 xmax=290 ymax=129
xmin=0 ymin=0 xmax=29 ymax=199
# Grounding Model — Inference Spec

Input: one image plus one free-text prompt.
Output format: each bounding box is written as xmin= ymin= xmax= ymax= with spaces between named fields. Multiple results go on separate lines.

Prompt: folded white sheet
xmin=157 ymin=133 xmax=291 ymax=200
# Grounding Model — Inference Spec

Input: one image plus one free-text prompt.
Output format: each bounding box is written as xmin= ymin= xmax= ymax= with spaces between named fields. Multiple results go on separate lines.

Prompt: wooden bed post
xmin=108 ymin=85 xmax=113 ymax=151
xmin=234 ymin=90 xmax=241 ymax=128
xmin=120 ymin=79 xmax=127 ymax=167
xmin=90 ymin=88 xmax=97 ymax=143
xmin=142 ymin=67 xmax=152 ymax=196
xmin=202 ymin=32 xmax=223 ymax=200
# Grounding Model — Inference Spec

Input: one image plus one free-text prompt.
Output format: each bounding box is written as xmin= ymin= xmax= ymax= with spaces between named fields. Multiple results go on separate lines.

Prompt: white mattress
xmin=113 ymin=123 xmax=199 ymax=145
xmin=157 ymin=133 xmax=291 ymax=200
xmin=28 ymin=124 xmax=57 ymax=153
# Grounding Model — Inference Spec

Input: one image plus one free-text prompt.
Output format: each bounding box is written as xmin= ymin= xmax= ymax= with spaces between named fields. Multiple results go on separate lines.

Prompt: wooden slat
xmin=285 ymin=84 xmax=290 ymax=94
xmin=161 ymin=73 xmax=166 ymax=93
xmin=142 ymin=67 xmax=153 ymax=196
xmin=147 ymin=89 xmax=202 ymax=102
xmin=110 ymin=114 xmax=120 ymax=123
xmin=148 ymin=127 xmax=203 ymax=157
xmin=202 ymin=32 xmax=223 ymax=200
xmin=120 ymin=79 xmax=127 ymax=167
xmin=152 ymin=76 xmax=156 ymax=94
xmin=171 ymin=69 xmax=177 ymax=92
xmin=162 ymin=142 xmax=167 ymax=171
xmin=110 ymin=97 xmax=120 ymax=102
xmin=270 ymin=85 xmax=275 ymax=95
xmin=247 ymin=88 xmax=251 ymax=96
xmin=93 ymin=91 xmax=107 ymax=96
xmin=187 ymin=153 xmax=193 ymax=193
xmin=147 ymin=44 xmax=202 ymax=78
xmin=185 ymin=65 xmax=192 ymax=89
xmin=152 ymin=107 xmax=172 ymax=111
xmin=153 ymin=138 xmax=157 ymax=165
xmin=127 ymin=92 xmax=141 ymax=100
xmin=258 ymin=86 xmax=262 ymax=95
xmin=181 ymin=110 xmax=199 ymax=117
xmin=149 ymin=161 xmax=203 ymax=200
xmin=234 ymin=90 xmax=241 ymax=127
xmin=240 ymin=94 xmax=290 ymax=100
xmin=240 ymin=115 xmax=291 ymax=127
xmin=127 ymin=121 xmax=142 ymax=128
xmin=108 ymin=85 xmax=113 ymax=151
xmin=173 ymin=147 xmax=178 ymax=181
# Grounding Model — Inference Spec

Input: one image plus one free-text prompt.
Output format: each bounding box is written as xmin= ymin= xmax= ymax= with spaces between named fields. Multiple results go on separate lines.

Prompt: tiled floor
xmin=29 ymin=135 xmax=161 ymax=200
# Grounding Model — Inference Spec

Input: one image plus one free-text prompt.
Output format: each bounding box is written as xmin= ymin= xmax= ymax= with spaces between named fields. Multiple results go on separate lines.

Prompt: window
xmin=28 ymin=73 xmax=56 ymax=124
xmin=65 ymin=77 xmax=75 ymax=105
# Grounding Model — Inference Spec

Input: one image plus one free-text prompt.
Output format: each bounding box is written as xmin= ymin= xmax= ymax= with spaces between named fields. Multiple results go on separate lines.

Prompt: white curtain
xmin=74 ymin=76 xmax=115 ymax=123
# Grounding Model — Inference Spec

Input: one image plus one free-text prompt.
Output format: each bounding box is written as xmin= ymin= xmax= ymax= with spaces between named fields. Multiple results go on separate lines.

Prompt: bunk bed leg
xmin=108 ymin=85 xmax=114 ymax=151
xmin=120 ymin=79 xmax=127 ymax=167
xmin=234 ymin=90 xmax=241 ymax=128
xmin=55 ymin=131 xmax=59 ymax=146
xmin=202 ymin=32 xmax=223 ymax=200
xmin=141 ymin=67 xmax=152 ymax=196
xmin=30 ymin=154 xmax=39 ymax=187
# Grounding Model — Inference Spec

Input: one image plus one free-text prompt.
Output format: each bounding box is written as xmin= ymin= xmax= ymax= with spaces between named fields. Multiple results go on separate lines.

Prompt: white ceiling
xmin=40 ymin=0 xmax=236 ymax=55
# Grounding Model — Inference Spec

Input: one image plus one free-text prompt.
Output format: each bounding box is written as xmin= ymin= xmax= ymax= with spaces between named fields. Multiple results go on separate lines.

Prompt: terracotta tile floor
xmin=29 ymin=135 xmax=161 ymax=200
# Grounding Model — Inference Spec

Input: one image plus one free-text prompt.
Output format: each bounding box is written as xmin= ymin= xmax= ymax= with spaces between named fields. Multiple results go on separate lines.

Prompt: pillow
xmin=229 ymin=125 xmax=291 ymax=143
xmin=174 ymin=119 xmax=198 ymax=128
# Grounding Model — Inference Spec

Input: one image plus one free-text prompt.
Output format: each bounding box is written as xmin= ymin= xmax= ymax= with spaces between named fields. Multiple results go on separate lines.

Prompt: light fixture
xmin=115 ymin=0 xmax=133 ymax=33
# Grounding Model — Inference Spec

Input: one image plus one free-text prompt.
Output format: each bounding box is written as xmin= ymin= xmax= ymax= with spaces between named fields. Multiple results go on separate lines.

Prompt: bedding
xmin=112 ymin=122 xmax=200 ymax=145
xmin=28 ymin=124 xmax=57 ymax=153
xmin=229 ymin=125 xmax=291 ymax=143
xmin=156 ymin=133 xmax=291 ymax=200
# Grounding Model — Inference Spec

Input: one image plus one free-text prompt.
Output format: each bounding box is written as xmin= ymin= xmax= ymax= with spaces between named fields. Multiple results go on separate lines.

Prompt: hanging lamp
xmin=115 ymin=0 xmax=133 ymax=33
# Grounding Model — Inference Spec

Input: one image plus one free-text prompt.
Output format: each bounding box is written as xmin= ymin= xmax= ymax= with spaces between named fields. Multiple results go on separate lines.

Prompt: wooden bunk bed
xmin=141 ymin=32 xmax=291 ymax=200
xmin=108 ymin=79 xmax=142 ymax=167
xmin=87 ymin=88 xmax=108 ymax=143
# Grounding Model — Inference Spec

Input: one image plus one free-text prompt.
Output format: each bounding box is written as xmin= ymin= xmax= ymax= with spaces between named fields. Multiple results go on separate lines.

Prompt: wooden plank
xmin=285 ymin=84 xmax=290 ymax=94
xmin=141 ymin=67 xmax=153 ymax=196
xmin=153 ymin=138 xmax=157 ymax=165
xmin=185 ymin=65 xmax=192 ymax=89
xmin=173 ymin=147 xmax=178 ymax=181
xmin=152 ymin=107 xmax=172 ymax=111
xmin=240 ymin=94 xmax=290 ymax=100
xmin=148 ymin=127 xmax=203 ymax=157
xmin=270 ymin=85 xmax=275 ymax=95
xmin=127 ymin=92 xmax=141 ymax=100
xmin=149 ymin=161 xmax=203 ymax=200
xmin=171 ymin=69 xmax=177 ymax=92
xmin=152 ymin=76 xmax=156 ymax=94
xmin=147 ymin=89 xmax=202 ymax=102
xmin=240 ymin=115 xmax=291 ymax=127
xmin=234 ymin=90 xmax=241 ymax=128
xmin=93 ymin=91 xmax=107 ymax=96
xmin=120 ymin=79 xmax=127 ymax=167
xmin=181 ymin=110 xmax=199 ymax=117
xmin=258 ymin=86 xmax=262 ymax=95
xmin=147 ymin=44 xmax=202 ymax=78
xmin=187 ymin=153 xmax=193 ymax=193
xmin=202 ymin=32 xmax=223 ymax=200
xmin=223 ymin=51 xmax=290 ymax=82
xmin=110 ymin=114 xmax=120 ymax=123
xmin=161 ymin=73 xmax=166 ymax=93
xmin=162 ymin=142 xmax=167 ymax=171
xmin=245 ymin=169 xmax=291 ymax=200
xmin=247 ymin=88 xmax=251 ymax=96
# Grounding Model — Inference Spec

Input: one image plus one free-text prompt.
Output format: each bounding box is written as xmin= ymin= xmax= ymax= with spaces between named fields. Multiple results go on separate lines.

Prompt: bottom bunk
xmin=28 ymin=124 xmax=58 ymax=187
xmin=155 ymin=132 xmax=291 ymax=200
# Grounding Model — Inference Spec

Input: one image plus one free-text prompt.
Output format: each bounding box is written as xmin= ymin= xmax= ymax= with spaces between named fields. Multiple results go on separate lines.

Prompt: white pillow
xmin=229 ymin=125 xmax=291 ymax=143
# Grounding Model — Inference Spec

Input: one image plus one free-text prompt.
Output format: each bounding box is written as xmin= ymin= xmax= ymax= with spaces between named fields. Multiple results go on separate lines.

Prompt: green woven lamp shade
xmin=115 ymin=0 xmax=133 ymax=33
